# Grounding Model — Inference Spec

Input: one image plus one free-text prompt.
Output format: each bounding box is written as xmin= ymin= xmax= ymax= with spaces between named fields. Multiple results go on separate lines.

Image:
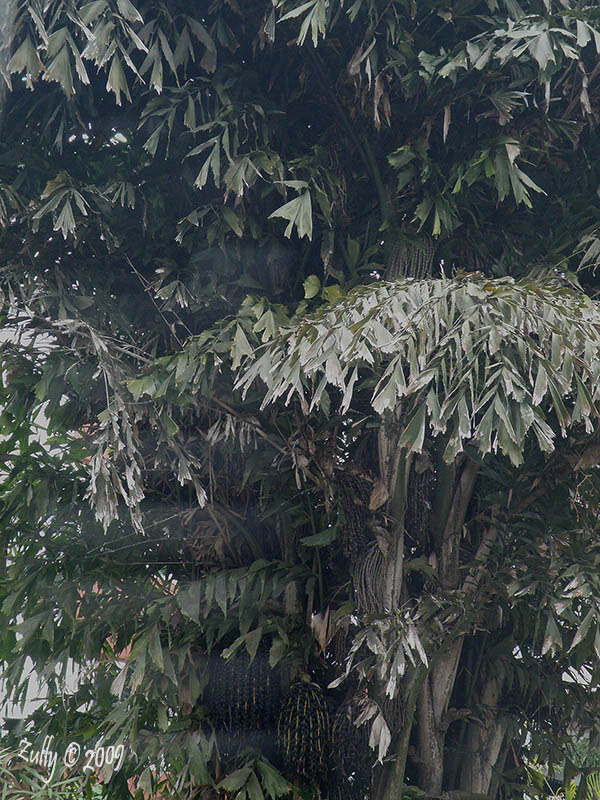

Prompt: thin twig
xmin=124 ymin=254 xmax=187 ymax=346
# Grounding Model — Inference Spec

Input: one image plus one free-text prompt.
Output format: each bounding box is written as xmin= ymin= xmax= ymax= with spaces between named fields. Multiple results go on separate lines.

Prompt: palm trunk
xmin=416 ymin=638 xmax=464 ymax=794
xmin=374 ymin=455 xmax=477 ymax=800
xmin=374 ymin=671 xmax=426 ymax=800
xmin=417 ymin=674 xmax=445 ymax=794
xmin=374 ymin=238 xmax=488 ymax=800
xmin=459 ymin=669 xmax=506 ymax=796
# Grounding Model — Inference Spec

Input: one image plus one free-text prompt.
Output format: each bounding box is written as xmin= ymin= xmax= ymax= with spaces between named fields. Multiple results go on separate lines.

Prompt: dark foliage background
xmin=1 ymin=1 xmax=600 ymax=799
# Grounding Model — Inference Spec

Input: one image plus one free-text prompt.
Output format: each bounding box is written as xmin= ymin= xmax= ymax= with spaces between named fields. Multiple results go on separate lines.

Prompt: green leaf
xmin=323 ymin=284 xmax=342 ymax=302
xmin=528 ymin=32 xmax=555 ymax=70
xmin=493 ymin=151 xmax=510 ymax=202
xmin=127 ymin=374 xmax=156 ymax=400
xmin=116 ymin=0 xmax=143 ymax=22
xmin=475 ymin=405 xmax=495 ymax=454
xmin=187 ymin=17 xmax=217 ymax=71
xmin=187 ymin=735 xmax=210 ymax=783
xmin=303 ymin=274 xmax=320 ymax=299
xmin=395 ymin=167 xmax=416 ymax=192
xmin=191 ymin=139 xmax=221 ymax=189
xmin=130 ymin=640 xmax=148 ymax=691
xmin=232 ymin=325 xmax=253 ymax=370
xmin=245 ymin=627 xmax=262 ymax=661
xmin=54 ymin=199 xmax=75 ymax=238
xmin=44 ymin=45 xmax=74 ymax=95
xmin=155 ymin=29 xmax=177 ymax=76
xmin=184 ymin=95 xmax=196 ymax=130
xmin=268 ymin=639 xmax=288 ymax=668
xmin=143 ymin=124 xmax=164 ymax=157
xmin=279 ymin=0 xmax=317 ymax=21
xmin=541 ymin=613 xmax=562 ymax=656
xmin=247 ymin=771 xmax=265 ymax=800
xmin=388 ymin=147 xmax=416 ymax=169
xmin=223 ymin=205 xmax=244 ymax=237
xmin=178 ymin=582 xmax=202 ymax=621
xmin=214 ymin=572 xmax=230 ymax=615
xmin=300 ymin=527 xmax=337 ymax=546
xmin=532 ymin=364 xmax=547 ymax=405
xmin=472 ymin=41 xmax=494 ymax=69
xmin=577 ymin=21 xmax=591 ymax=48
xmin=219 ymin=767 xmax=252 ymax=792
xmin=148 ymin=625 xmax=164 ymax=671
xmin=256 ymin=760 xmax=290 ymax=799
xmin=398 ymin=403 xmax=427 ymax=454
xmin=269 ymin=190 xmax=313 ymax=240
xmin=8 ymin=36 xmax=43 ymax=83
xmin=107 ymin=54 xmax=130 ymax=105
xmin=160 ymin=410 xmax=179 ymax=436
xmin=569 ymin=609 xmax=594 ymax=652
xmin=110 ymin=662 xmax=128 ymax=699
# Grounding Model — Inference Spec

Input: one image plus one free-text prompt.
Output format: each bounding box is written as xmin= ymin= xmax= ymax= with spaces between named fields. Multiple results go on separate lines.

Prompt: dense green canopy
xmin=2 ymin=1 xmax=600 ymax=799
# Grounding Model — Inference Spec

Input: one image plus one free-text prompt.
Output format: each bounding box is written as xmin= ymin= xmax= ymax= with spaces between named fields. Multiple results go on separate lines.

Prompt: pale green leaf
xmin=398 ymin=402 xmax=427 ymax=454
xmin=269 ymin=190 xmax=313 ymax=240
xmin=106 ymin=54 xmax=130 ymax=105
xmin=303 ymin=274 xmax=321 ymax=299
xmin=569 ymin=609 xmax=594 ymax=652
xmin=117 ymin=0 xmax=143 ymax=22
